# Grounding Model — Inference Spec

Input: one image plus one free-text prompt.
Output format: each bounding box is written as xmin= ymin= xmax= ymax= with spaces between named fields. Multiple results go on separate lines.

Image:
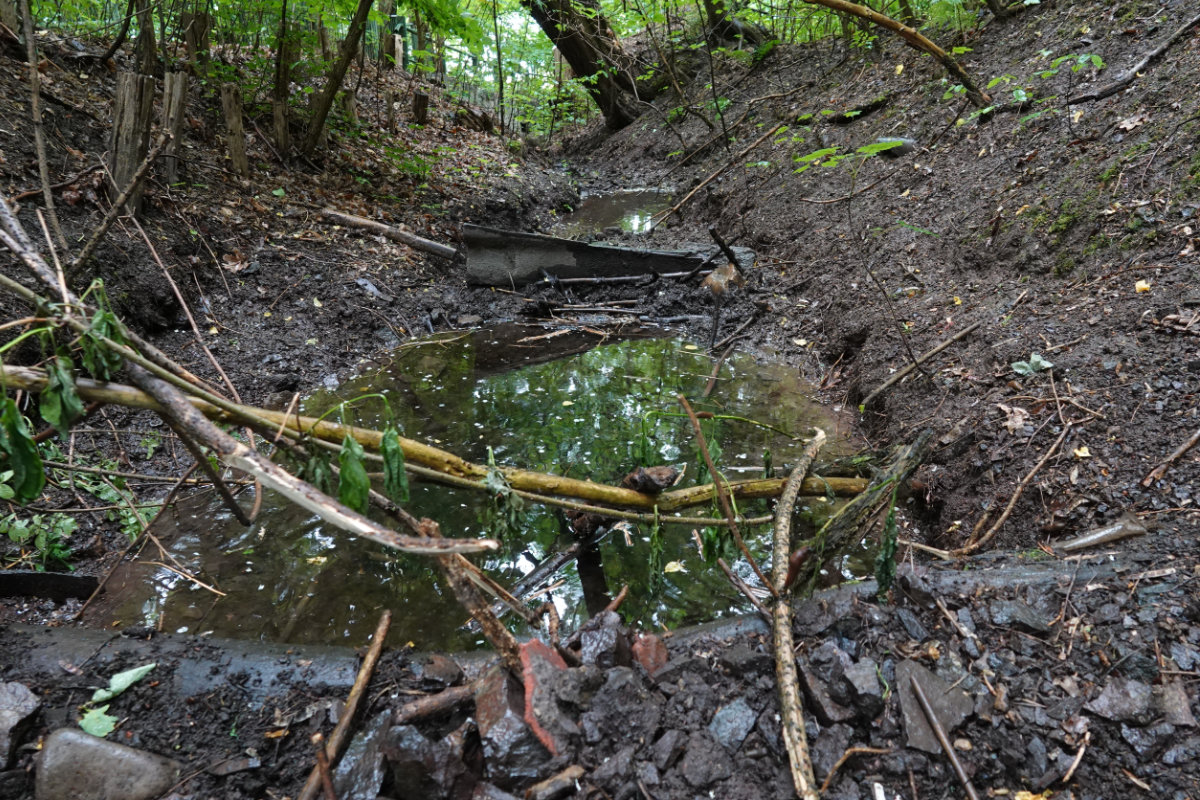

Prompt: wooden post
xmin=385 ymin=90 xmax=396 ymax=131
xmin=109 ymin=71 xmax=156 ymax=215
xmin=273 ymin=99 xmax=290 ymax=156
xmin=340 ymin=89 xmax=358 ymax=126
xmin=412 ymin=91 xmax=429 ymax=125
xmin=181 ymin=12 xmax=211 ymax=78
xmin=162 ymin=71 xmax=188 ymax=184
xmin=0 ymin=0 xmax=18 ymax=32
xmin=318 ymin=20 xmax=333 ymax=62
xmin=220 ymin=83 xmax=250 ymax=178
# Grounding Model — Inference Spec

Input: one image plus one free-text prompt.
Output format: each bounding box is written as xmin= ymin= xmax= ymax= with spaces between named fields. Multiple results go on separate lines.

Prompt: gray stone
xmin=718 ymin=643 xmax=773 ymax=676
xmin=895 ymin=660 xmax=973 ymax=754
xmin=989 ymin=599 xmax=1051 ymax=635
xmin=798 ymin=667 xmax=854 ymax=725
xmin=0 ymin=682 xmax=40 ymax=769
xmin=35 ymin=727 xmax=181 ymax=800
xmin=472 ymin=783 xmax=521 ymax=800
xmin=413 ymin=653 xmax=465 ymax=689
xmin=679 ymin=731 xmax=733 ymax=788
xmin=579 ymin=618 xmax=631 ymax=669
xmin=383 ymin=722 xmax=477 ymax=800
xmin=707 ymin=697 xmax=757 ymax=752
xmin=578 ymin=668 xmax=661 ymax=747
xmin=1157 ymin=681 xmax=1198 ymax=727
xmin=474 ymin=667 xmax=549 ymax=785
xmin=333 ymin=711 xmax=391 ymax=800
xmin=591 ymin=744 xmax=635 ymax=789
xmin=895 ymin=608 xmax=928 ymax=641
xmin=811 ymin=723 xmax=854 ymax=780
xmin=1085 ymin=678 xmax=1154 ymax=725
xmin=652 ymin=729 xmax=687 ymax=771
xmin=520 ymin=639 xmax=577 ymax=758
xmin=843 ymin=658 xmax=883 ymax=717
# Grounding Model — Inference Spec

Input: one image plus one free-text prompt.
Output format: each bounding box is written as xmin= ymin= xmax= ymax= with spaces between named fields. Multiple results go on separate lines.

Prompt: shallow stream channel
xmin=90 ymin=325 xmax=862 ymax=650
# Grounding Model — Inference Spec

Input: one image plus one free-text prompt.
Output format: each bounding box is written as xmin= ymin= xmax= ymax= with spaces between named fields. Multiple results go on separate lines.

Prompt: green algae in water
xmin=98 ymin=328 xmax=857 ymax=649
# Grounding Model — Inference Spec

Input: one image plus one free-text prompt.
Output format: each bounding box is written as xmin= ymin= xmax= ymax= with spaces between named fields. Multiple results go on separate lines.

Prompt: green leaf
xmin=338 ymin=434 xmax=370 ymax=513
xmin=79 ymin=307 xmax=126 ymax=381
xmin=302 ymin=448 xmax=334 ymax=495
xmin=39 ymin=356 xmax=85 ymax=439
xmin=92 ymin=662 xmax=156 ymax=703
xmin=79 ymin=705 xmax=118 ymax=737
xmin=271 ymin=188 xmax=286 ymax=197
xmin=380 ymin=427 xmax=409 ymax=504
xmin=0 ymin=397 xmax=45 ymax=503
xmin=1028 ymin=352 xmax=1054 ymax=371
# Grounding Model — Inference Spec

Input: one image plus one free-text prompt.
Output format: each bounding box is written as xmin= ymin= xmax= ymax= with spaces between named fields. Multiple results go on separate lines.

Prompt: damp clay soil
xmin=2 ymin=0 xmax=1200 ymax=797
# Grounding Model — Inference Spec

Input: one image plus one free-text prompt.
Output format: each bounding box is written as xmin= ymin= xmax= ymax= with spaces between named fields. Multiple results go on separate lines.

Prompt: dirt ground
xmin=2 ymin=0 xmax=1200 ymax=797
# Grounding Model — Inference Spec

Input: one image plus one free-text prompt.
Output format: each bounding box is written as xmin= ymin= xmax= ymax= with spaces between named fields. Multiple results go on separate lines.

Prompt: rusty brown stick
xmin=1142 ymin=425 xmax=1200 ymax=487
xmin=311 ymin=733 xmax=337 ymax=800
xmin=910 ymin=676 xmax=980 ymax=800
xmin=393 ymin=683 xmax=477 ymax=726
xmin=297 ymin=610 xmax=392 ymax=800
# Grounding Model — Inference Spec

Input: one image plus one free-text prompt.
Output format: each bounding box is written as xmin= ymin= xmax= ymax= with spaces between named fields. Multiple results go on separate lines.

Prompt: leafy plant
xmin=0 ymin=397 xmax=45 ymax=504
xmin=78 ymin=663 xmax=157 ymax=738
xmin=1011 ymin=352 xmax=1053 ymax=376
xmin=2 ymin=510 xmax=75 ymax=570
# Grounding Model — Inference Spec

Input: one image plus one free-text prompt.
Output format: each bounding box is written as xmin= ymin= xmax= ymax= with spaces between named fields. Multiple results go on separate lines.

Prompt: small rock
xmin=384 ymin=722 xmax=477 ymax=800
xmin=35 ymin=728 xmax=181 ymax=800
xmin=1156 ymin=681 xmax=1198 ymax=727
xmin=989 ymin=599 xmax=1051 ymax=634
xmin=1085 ymin=677 xmax=1154 ymax=725
xmin=579 ymin=668 xmax=661 ymax=746
xmin=579 ymin=612 xmax=631 ymax=669
xmin=708 ymin=697 xmax=757 ymax=752
xmin=333 ymin=711 xmax=391 ymax=800
xmin=591 ymin=745 xmax=635 ymax=789
xmin=843 ymin=658 xmax=883 ymax=717
xmin=799 ymin=667 xmax=854 ymax=724
xmin=652 ymin=729 xmax=688 ymax=771
xmin=895 ymin=608 xmax=929 ymax=641
xmin=413 ymin=653 xmax=465 ymax=689
xmin=811 ymin=723 xmax=854 ymax=779
xmin=457 ymin=314 xmax=483 ymax=327
xmin=895 ymin=660 xmax=973 ymax=754
xmin=0 ymin=682 xmax=40 ymax=769
xmin=679 ymin=731 xmax=733 ymax=788
xmin=473 ymin=667 xmax=549 ymax=785
xmin=717 ymin=642 xmax=772 ymax=676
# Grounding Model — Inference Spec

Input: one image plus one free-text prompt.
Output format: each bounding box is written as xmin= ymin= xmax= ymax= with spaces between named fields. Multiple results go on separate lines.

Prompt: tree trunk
xmin=108 ymin=72 xmax=156 ymax=214
xmin=220 ymin=83 xmax=250 ymax=177
xmin=133 ymin=0 xmax=155 ymax=75
xmin=0 ymin=0 xmax=17 ymax=32
xmin=162 ymin=70 xmax=188 ymax=183
xmin=379 ymin=0 xmax=396 ymax=69
xmin=521 ymin=0 xmax=642 ymax=129
xmin=300 ymin=0 xmax=373 ymax=157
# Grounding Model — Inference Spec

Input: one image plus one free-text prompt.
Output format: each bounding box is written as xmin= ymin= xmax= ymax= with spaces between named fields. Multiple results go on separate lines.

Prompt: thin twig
xmin=717 ymin=557 xmax=768 ymax=619
xmin=677 ymin=394 xmax=776 ymax=596
xmin=1141 ymin=426 xmax=1200 ymax=487
xmin=297 ymin=610 xmax=392 ymax=800
xmin=168 ymin=421 xmax=251 ymax=525
xmin=957 ymin=424 xmax=1073 ymax=555
xmin=819 ymin=747 xmax=893 ymax=794
xmin=859 ymin=320 xmax=982 ymax=410
xmin=910 ymin=675 xmax=981 ymax=800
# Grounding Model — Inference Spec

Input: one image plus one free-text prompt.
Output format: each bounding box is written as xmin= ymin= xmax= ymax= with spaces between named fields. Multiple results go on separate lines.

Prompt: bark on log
xmin=108 ymin=72 xmax=155 ymax=214
xmin=162 ymin=71 xmax=188 ymax=184
xmin=412 ymin=90 xmax=429 ymax=125
xmin=220 ymin=83 xmax=250 ymax=178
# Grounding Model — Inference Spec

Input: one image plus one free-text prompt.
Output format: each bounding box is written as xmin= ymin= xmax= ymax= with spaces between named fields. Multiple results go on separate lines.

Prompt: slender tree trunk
xmin=378 ymin=0 xmax=396 ymax=69
xmin=300 ymin=0 xmax=373 ymax=156
xmin=521 ymin=0 xmax=642 ymax=129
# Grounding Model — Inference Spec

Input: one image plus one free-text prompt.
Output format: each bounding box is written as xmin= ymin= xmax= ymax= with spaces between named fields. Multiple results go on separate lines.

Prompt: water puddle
xmin=554 ymin=189 xmax=673 ymax=238
xmin=90 ymin=326 xmax=863 ymax=649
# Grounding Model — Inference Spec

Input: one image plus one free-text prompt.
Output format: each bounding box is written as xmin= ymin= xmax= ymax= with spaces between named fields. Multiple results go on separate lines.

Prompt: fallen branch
xmin=859 ymin=320 xmax=983 ymax=410
xmin=0 ymin=363 xmax=869 ymax=513
xmin=317 ymin=207 xmax=458 ymax=259
xmin=772 ymin=429 xmax=826 ymax=800
xmin=1141 ymin=426 xmax=1200 ymax=487
xmin=1068 ymin=12 xmax=1200 ymax=105
xmin=297 ymin=610 xmax=392 ymax=800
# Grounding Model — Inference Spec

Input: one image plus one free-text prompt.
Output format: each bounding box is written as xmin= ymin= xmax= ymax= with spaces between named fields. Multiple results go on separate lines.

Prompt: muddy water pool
xmin=91 ymin=326 xmax=863 ymax=649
